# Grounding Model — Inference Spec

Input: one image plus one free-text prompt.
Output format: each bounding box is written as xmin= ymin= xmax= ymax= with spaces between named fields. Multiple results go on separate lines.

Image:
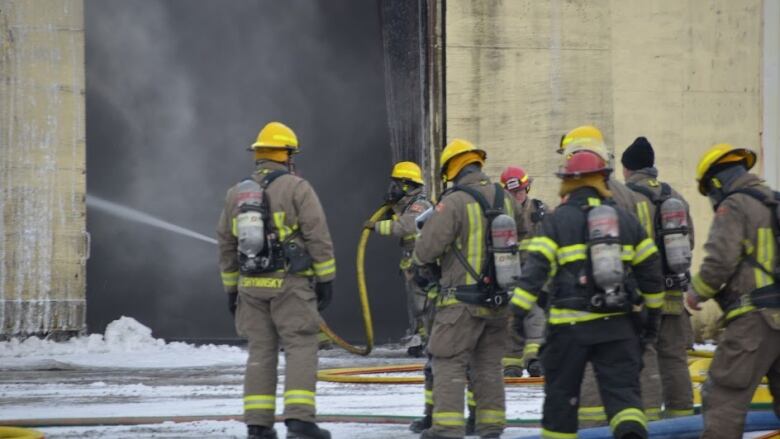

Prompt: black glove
xmin=512 ymin=308 xmax=528 ymax=339
xmin=641 ymin=309 xmax=661 ymax=346
xmin=315 ymin=281 xmax=333 ymax=311
xmin=227 ymin=292 xmax=238 ymax=316
xmin=413 ymin=264 xmax=440 ymax=290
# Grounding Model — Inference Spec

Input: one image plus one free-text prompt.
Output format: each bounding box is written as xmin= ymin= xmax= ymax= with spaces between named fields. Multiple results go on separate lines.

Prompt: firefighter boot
xmin=248 ymin=425 xmax=278 ymax=439
xmin=420 ymin=429 xmax=458 ymax=439
xmin=409 ymin=414 xmax=432 ymax=433
xmin=612 ymin=420 xmax=647 ymax=439
xmin=526 ymin=359 xmax=543 ymax=377
xmin=465 ymin=408 xmax=476 ymax=435
xmin=284 ymin=420 xmax=331 ymax=439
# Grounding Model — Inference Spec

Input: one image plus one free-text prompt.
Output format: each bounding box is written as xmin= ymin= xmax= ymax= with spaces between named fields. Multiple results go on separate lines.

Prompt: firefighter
xmin=499 ymin=166 xmax=547 ymax=377
xmin=558 ymin=126 xmax=664 ymax=426
xmin=366 ymin=161 xmax=433 ymax=357
xmin=621 ymin=136 xmax=695 ymax=418
xmin=217 ymin=122 xmax=335 ymax=439
xmin=686 ymin=144 xmax=780 ymax=438
xmin=512 ymin=149 xmax=665 ymax=439
xmin=412 ymin=138 xmax=515 ymax=439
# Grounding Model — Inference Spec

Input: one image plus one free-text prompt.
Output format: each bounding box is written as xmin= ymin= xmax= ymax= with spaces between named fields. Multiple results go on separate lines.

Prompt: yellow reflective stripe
xmin=645 ymin=407 xmax=661 ymax=421
xmin=272 ymin=212 xmax=290 ymax=241
xmin=231 ymin=218 xmax=238 ymax=237
xmin=523 ymin=342 xmax=540 ymax=357
xmin=664 ymin=408 xmax=694 ymax=417
xmin=578 ymin=406 xmax=607 ymax=421
xmin=432 ymin=411 xmax=465 ymax=426
xmin=313 ymin=258 xmax=336 ymax=277
xmin=476 ymin=409 xmax=504 ymax=424
xmin=587 ymin=197 xmax=601 ymax=207
xmin=502 ymin=356 xmax=524 ymax=367
xmin=438 ymin=296 xmax=460 ymax=307
xmin=466 ymin=203 xmax=483 ymax=285
xmin=541 ymin=428 xmax=577 ymax=439
xmin=621 ymin=245 xmax=635 ymax=262
xmin=755 ymin=228 xmax=775 ymax=288
xmin=692 ymin=273 xmax=718 ymax=298
xmin=643 ymin=291 xmax=665 ymax=309
xmin=240 ymin=277 xmax=284 ymax=288
xmin=725 ymin=305 xmax=756 ymax=321
xmin=412 ymin=251 xmax=424 ymax=265
xmin=244 ymin=394 xmax=276 ymax=411
xmin=526 ymin=236 xmax=559 ymax=264
xmin=637 ymin=201 xmax=654 ymax=239
xmin=467 ymin=390 xmax=475 ymax=407
xmin=632 ymin=238 xmax=658 ymax=265
xmin=284 ymin=389 xmax=315 ymax=406
xmin=511 ymin=287 xmax=538 ymax=311
xmin=376 ymin=219 xmax=393 ymax=236
xmin=609 ymin=407 xmax=647 ymax=431
xmin=549 ymin=307 xmax=624 ymax=325
xmin=504 ymin=197 xmax=514 ymax=218
xmin=519 ymin=239 xmax=531 ymax=251
xmin=557 ymin=244 xmax=587 ymax=265
xmin=221 ymin=271 xmax=239 ymax=287
xmin=424 ymin=389 xmax=433 ymax=405
xmin=427 ymin=286 xmax=439 ymax=300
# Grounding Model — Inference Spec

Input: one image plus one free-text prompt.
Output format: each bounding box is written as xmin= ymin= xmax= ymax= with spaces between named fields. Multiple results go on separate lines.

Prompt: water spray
xmin=86 ymin=195 xmax=217 ymax=245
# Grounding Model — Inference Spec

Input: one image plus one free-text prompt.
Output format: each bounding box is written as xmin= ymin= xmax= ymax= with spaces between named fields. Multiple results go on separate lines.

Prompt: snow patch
xmin=0 ymin=316 xmax=246 ymax=369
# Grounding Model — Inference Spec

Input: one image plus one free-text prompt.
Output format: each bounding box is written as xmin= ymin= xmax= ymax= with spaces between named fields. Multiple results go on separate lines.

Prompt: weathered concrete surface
xmin=0 ymin=0 xmax=86 ymax=335
xmin=445 ymin=0 xmax=764 ymax=328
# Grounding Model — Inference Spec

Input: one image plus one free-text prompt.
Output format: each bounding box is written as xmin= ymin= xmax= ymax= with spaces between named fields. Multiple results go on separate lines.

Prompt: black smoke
xmin=85 ymin=0 xmax=409 ymax=343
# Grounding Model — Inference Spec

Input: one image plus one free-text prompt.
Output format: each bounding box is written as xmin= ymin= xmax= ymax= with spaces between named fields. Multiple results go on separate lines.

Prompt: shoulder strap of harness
xmin=720 ymin=188 xmax=780 ymax=279
xmin=259 ymin=169 xmax=289 ymax=189
xmin=626 ymin=181 xmax=672 ymax=204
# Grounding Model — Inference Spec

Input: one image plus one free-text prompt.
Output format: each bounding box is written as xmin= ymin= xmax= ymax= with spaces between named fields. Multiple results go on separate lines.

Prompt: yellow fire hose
xmin=317 ymin=363 xmax=545 ymax=385
xmin=318 ymin=205 xmax=392 ymax=356
xmin=0 ymin=427 xmax=44 ymax=439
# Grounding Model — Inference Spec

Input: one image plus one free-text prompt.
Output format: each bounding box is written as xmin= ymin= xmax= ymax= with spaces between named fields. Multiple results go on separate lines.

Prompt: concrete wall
xmin=445 ymin=0 xmax=763 ymax=269
xmin=0 ymin=0 xmax=86 ymax=335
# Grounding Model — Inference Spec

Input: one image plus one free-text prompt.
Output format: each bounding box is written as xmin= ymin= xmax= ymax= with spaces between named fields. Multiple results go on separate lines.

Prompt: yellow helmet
xmin=440 ymin=138 xmax=486 ymax=181
xmin=391 ymin=161 xmax=424 ymax=185
xmin=695 ymin=143 xmax=757 ymax=195
xmin=558 ymin=125 xmax=610 ymax=162
xmin=250 ymin=122 xmax=299 ymax=152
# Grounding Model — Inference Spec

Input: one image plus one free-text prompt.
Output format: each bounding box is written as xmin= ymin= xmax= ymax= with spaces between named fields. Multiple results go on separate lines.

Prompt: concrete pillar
xmin=0 ymin=0 xmax=86 ymax=336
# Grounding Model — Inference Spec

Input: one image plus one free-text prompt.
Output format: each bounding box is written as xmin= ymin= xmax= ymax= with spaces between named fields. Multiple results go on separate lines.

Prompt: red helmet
xmin=556 ymin=150 xmax=612 ymax=179
xmin=500 ymin=166 xmax=532 ymax=191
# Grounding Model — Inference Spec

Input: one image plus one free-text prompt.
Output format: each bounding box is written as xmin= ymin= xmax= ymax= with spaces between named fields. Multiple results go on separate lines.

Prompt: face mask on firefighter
xmin=385 ymin=179 xmax=410 ymax=203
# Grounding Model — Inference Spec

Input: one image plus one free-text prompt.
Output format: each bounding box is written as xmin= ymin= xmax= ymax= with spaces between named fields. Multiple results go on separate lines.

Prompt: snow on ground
xmin=0 ymin=317 xmax=543 ymax=438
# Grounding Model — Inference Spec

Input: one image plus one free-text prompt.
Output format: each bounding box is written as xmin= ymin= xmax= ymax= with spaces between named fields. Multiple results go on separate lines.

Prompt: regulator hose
xmin=318 ymin=204 xmax=393 ymax=356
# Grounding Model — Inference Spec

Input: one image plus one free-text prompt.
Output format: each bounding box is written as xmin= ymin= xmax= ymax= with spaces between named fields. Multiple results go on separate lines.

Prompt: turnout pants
xmin=579 ymin=343 xmax=663 ymax=426
xmin=504 ymin=304 xmax=546 ymax=370
xmin=236 ymin=276 xmax=320 ymax=427
xmin=427 ymin=303 xmax=509 ymax=438
xmin=543 ymin=316 xmax=646 ymax=439
xmin=404 ymin=267 xmax=430 ymax=340
xmin=701 ymin=310 xmax=780 ymax=439
xmin=656 ymin=312 xmax=693 ymax=416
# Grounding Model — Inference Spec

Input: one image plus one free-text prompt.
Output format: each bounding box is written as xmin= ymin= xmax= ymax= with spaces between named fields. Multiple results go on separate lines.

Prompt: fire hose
xmin=318 ymin=204 xmax=392 ymax=356
xmin=0 ymin=427 xmax=44 ymax=439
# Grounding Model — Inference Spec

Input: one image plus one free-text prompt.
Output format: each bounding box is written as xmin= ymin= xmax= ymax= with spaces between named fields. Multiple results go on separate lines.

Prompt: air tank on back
xmin=491 ymin=213 xmax=521 ymax=289
xmin=660 ymin=198 xmax=692 ymax=274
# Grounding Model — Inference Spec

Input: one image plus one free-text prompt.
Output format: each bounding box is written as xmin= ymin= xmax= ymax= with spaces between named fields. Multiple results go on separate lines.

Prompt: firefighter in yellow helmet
xmin=511 ymin=149 xmax=664 ymax=439
xmin=686 ymin=144 xmax=780 ymax=438
xmin=367 ymin=161 xmax=433 ymax=356
xmin=217 ymin=121 xmax=335 ymax=439
xmin=559 ymin=126 xmax=664 ymax=426
xmin=412 ymin=139 xmax=515 ymax=438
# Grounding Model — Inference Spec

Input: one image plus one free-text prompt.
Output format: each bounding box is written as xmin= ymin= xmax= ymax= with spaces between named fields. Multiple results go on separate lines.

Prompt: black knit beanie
xmin=621 ymin=136 xmax=655 ymax=171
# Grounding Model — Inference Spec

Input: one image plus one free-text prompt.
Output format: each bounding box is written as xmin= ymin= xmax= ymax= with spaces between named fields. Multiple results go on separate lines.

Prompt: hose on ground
xmin=318 ymin=204 xmax=392 ymax=356
xmin=0 ymin=426 xmax=45 ymax=439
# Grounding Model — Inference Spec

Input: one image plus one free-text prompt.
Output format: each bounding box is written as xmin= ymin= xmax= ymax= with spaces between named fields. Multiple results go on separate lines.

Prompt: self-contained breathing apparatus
xmin=626 ymin=182 xmax=693 ymax=291
xmin=448 ymin=184 xmax=520 ymax=308
xmin=235 ymin=170 xmax=312 ymax=276
xmin=716 ymin=188 xmax=780 ymax=309
xmin=586 ymin=204 xmax=631 ymax=311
